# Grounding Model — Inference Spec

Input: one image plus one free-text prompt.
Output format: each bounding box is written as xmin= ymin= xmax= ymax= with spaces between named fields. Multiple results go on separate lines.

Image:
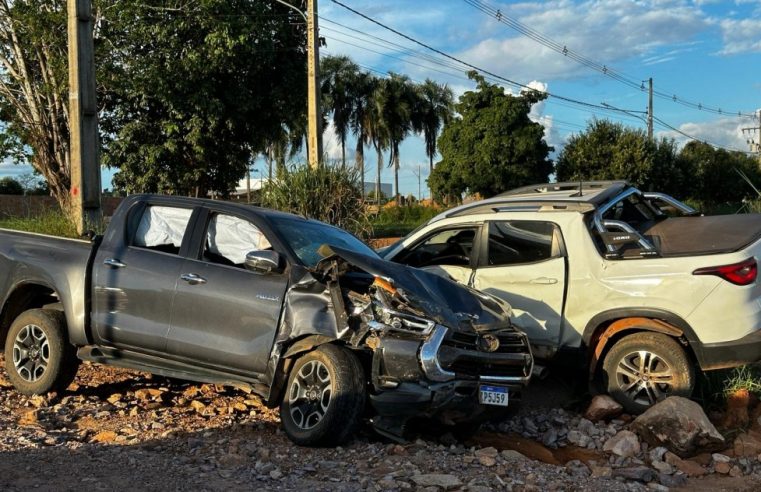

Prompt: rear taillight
xmin=693 ymin=258 xmax=757 ymax=286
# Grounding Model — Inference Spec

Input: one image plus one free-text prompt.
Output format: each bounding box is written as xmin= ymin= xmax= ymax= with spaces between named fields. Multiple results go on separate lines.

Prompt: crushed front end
xmin=324 ymin=247 xmax=533 ymax=439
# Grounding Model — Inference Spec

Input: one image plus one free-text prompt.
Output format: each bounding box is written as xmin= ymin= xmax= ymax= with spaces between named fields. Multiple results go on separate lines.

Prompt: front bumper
xmin=367 ymin=324 xmax=532 ymax=432
xmin=695 ymin=328 xmax=761 ymax=371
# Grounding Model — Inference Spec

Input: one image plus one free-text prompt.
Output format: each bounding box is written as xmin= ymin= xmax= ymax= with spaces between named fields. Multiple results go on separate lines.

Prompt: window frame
xmin=477 ymin=219 xmax=566 ymax=269
xmin=184 ymin=208 xmax=285 ymax=274
xmin=393 ymin=223 xmax=483 ymax=269
xmin=125 ymin=202 xmax=200 ymax=259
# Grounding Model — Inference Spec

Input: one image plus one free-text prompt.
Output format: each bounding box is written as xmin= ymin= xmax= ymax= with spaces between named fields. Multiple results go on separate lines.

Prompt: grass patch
xmin=0 ymin=212 xmax=78 ymax=238
xmin=370 ymin=205 xmax=442 ymax=238
xmin=698 ymin=364 xmax=761 ymax=408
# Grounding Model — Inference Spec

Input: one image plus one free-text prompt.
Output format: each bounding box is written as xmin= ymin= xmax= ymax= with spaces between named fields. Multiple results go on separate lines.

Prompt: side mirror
xmin=244 ymin=250 xmax=283 ymax=274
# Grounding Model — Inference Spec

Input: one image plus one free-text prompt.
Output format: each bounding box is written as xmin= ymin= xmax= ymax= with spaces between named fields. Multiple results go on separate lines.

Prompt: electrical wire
xmin=462 ymin=0 xmax=758 ymax=119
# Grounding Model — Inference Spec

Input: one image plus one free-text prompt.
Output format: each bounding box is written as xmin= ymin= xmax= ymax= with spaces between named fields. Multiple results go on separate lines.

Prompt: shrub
xmin=0 ymin=211 xmax=79 ymax=238
xmin=261 ymin=163 xmax=371 ymax=237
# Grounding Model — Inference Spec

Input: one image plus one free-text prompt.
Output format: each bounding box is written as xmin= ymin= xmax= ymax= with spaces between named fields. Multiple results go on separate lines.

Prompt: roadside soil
xmin=1 ymin=355 xmax=759 ymax=491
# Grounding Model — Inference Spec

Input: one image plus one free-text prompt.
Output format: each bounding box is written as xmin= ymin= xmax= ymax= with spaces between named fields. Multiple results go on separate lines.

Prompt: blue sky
xmin=3 ymin=0 xmax=760 ymax=198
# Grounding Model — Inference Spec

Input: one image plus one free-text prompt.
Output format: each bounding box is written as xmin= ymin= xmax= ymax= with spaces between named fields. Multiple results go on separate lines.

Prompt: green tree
xmin=321 ymin=55 xmax=360 ymax=168
xmin=102 ymin=1 xmax=307 ymax=197
xmin=375 ymin=73 xmax=421 ymax=204
xmin=349 ymin=70 xmax=377 ymax=195
xmin=430 ymin=72 xmax=553 ymax=200
xmin=368 ymin=79 xmax=390 ymax=207
xmin=417 ymin=79 xmax=453 ymax=174
xmin=678 ymin=141 xmax=761 ymax=205
xmin=0 ymin=0 xmax=80 ymax=212
xmin=0 ymin=176 xmax=23 ymax=195
xmin=557 ymin=119 xmax=698 ymax=197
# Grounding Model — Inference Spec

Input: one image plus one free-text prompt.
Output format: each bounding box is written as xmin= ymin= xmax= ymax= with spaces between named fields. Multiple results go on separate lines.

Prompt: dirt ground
xmin=1 ymin=355 xmax=759 ymax=491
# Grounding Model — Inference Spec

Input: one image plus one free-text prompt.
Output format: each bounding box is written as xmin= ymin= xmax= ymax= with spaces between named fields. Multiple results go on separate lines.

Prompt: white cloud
xmin=456 ymin=0 xmax=710 ymax=82
xmin=656 ymin=115 xmax=757 ymax=151
xmin=717 ymin=18 xmax=761 ymax=54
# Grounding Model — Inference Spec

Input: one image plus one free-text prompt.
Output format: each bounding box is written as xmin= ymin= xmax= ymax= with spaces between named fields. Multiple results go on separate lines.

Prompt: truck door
xmin=165 ymin=211 xmax=288 ymax=375
xmin=92 ymin=204 xmax=196 ymax=352
xmin=471 ymin=220 xmax=567 ymax=352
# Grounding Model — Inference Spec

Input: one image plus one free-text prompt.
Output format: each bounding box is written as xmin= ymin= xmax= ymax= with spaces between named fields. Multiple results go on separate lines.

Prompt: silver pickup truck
xmin=0 ymin=194 xmax=533 ymax=445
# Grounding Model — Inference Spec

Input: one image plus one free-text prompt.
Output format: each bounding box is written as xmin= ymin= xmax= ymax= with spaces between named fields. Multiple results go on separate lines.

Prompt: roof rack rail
xmin=497 ymin=180 xmax=629 ymax=197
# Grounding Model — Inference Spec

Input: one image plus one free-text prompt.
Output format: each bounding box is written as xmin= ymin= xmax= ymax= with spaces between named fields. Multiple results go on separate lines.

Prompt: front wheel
xmin=602 ymin=332 xmax=694 ymax=414
xmin=3 ymin=309 xmax=79 ymax=396
xmin=280 ymin=344 xmax=366 ymax=446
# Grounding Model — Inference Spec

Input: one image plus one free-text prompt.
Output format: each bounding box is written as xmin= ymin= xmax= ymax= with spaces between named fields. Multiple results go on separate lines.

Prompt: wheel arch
xmin=584 ymin=308 xmax=700 ymax=379
xmin=0 ymin=282 xmax=60 ymax=351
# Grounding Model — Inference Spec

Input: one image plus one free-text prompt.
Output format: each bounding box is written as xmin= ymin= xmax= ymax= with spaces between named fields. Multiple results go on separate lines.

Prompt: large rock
xmin=733 ymin=430 xmax=761 ymax=457
xmin=603 ymin=430 xmax=641 ymax=458
xmin=631 ymin=397 xmax=725 ymax=458
xmin=584 ymin=395 xmax=624 ymax=422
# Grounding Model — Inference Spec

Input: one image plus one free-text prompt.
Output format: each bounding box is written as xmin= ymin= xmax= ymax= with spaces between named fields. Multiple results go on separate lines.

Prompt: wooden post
xmin=306 ymin=0 xmax=322 ymax=169
xmin=68 ymin=0 xmax=101 ymax=233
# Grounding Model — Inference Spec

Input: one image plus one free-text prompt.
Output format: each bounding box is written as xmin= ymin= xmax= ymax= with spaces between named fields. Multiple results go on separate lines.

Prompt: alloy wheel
xmin=615 ymin=349 xmax=675 ymax=406
xmin=12 ymin=324 xmax=50 ymax=383
xmin=288 ymin=360 xmax=333 ymax=430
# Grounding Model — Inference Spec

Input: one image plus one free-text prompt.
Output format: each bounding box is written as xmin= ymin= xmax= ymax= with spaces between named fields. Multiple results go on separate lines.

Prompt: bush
xmin=0 ymin=211 xmax=78 ymax=238
xmin=261 ymin=163 xmax=371 ymax=237
xmin=371 ymin=204 xmax=441 ymax=237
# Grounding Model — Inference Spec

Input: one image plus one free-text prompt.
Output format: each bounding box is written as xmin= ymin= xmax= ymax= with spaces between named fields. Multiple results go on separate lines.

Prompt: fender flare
xmin=583 ymin=308 xmax=699 ymax=376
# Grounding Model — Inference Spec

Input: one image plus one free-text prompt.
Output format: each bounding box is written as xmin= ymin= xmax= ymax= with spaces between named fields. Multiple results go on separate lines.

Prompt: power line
xmin=462 ymin=0 xmax=758 ymax=120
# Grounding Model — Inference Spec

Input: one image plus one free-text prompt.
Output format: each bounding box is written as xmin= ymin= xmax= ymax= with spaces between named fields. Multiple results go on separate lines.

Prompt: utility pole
xmin=647 ymin=78 xmax=653 ymax=141
xmin=306 ymin=0 xmax=322 ymax=169
xmin=412 ymin=164 xmax=422 ymax=202
xmin=68 ymin=0 xmax=101 ymax=234
xmin=741 ymin=110 xmax=761 ymax=163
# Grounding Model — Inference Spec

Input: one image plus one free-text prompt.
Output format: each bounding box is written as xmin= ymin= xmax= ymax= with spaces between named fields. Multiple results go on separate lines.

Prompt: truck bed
xmin=0 ymin=228 xmax=93 ymax=345
xmin=643 ymin=214 xmax=761 ymax=257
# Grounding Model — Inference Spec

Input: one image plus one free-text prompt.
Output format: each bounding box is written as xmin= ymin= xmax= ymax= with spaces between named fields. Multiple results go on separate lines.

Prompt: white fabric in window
xmin=134 ymin=206 xmax=193 ymax=248
xmin=207 ymin=214 xmax=271 ymax=265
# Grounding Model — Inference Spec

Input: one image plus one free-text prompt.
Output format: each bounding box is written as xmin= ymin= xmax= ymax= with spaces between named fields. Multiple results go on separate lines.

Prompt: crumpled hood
xmin=321 ymin=246 xmax=513 ymax=333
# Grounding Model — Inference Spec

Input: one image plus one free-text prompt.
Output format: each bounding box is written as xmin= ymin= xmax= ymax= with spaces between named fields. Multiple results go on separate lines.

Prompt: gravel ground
xmin=1 ymin=355 xmax=758 ymax=491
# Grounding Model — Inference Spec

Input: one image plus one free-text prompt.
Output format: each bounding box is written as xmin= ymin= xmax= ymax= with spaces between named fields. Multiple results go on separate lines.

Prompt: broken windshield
xmin=273 ymin=217 xmax=379 ymax=267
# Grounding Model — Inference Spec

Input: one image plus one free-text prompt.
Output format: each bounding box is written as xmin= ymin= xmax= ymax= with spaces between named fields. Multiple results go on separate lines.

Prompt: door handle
xmin=103 ymin=258 xmax=126 ymax=268
xmin=180 ymin=273 xmax=207 ymax=285
xmin=530 ymin=277 xmax=558 ymax=285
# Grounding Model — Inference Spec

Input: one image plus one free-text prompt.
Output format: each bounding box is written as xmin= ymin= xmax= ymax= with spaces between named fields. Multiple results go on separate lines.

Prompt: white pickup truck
xmin=383 ymin=181 xmax=761 ymax=412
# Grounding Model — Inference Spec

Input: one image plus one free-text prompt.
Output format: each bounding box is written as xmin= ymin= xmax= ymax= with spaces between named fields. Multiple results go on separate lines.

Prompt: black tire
xmin=280 ymin=344 xmax=366 ymax=446
xmin=3 ymin=309 xmax=79 ymax=396
xmin=602 ymin=332 xmax=694 ymax=414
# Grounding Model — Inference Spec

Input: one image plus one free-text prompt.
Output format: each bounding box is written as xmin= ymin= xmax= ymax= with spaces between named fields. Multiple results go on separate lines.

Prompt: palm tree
xmin=367 ymin=80 xmax=390 ymax=206
xmin=418 ymin=79 xmax=454 ymax=178
xmin=321 ymin=56 xmax=360 ymax=167
xmin=375 ymin=73 xmax=420 ymax=205
xmin=349 ymin=71 xmax=377 ymax=199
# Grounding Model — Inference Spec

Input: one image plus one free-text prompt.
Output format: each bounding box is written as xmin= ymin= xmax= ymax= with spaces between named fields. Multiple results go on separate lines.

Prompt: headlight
xmin=375 ymin=308 xmax=435 ymax=337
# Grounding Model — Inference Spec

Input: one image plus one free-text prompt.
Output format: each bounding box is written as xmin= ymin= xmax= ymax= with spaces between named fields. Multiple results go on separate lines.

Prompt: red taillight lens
xmin=693 ymin=258 xmax=757 ymax=286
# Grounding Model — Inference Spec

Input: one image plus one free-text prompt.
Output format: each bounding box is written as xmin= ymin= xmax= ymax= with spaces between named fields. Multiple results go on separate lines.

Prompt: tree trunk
xmin=375 ymin=144 xmax=382 ymax=207
xmin=394 ymin=143 xmax=401 ymax=206
xmin=341 ymin=136 xmax=346 ymax=168
xmin=356 ymin=138 xmax=365 ymax=200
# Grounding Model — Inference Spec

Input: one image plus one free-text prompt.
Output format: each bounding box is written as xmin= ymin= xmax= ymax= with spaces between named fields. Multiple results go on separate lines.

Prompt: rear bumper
xmin=695 ymin=328 xmax=761 ymax=371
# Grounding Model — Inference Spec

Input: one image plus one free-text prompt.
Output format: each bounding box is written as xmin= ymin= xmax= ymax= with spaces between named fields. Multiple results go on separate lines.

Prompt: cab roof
xmin=427 ymin=181 xmax=633 ymax=225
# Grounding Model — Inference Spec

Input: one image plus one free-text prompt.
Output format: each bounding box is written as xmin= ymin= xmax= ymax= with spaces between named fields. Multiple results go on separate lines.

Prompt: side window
xmin=203 ymin=214 xmax=272 ymax=268
xmin=132 ymin=206 xmax=193 ymax=255
xmin=487 ymin=221 xmax=560 ymax=266
xmin=397 ymin=227 xmax=478 ymax=268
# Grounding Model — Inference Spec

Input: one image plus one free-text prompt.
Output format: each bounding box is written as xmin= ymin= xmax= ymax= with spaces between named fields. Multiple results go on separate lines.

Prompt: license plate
xmin=479 ymin=385 xmax=509 ymax=407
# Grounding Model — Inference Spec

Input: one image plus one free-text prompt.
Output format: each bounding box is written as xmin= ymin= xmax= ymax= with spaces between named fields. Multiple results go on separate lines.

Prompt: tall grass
xmin=371 ymin=204 xmax=441 ymax=238
xmin=261 ymin=164 xmax=372 ymax=238
xmin=0 ymin=211 xmax=78 ymax=238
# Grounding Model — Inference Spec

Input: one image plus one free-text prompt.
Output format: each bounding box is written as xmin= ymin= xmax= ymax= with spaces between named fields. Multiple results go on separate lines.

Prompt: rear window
xmin=487 ymin=221 xmax=559 ymax=266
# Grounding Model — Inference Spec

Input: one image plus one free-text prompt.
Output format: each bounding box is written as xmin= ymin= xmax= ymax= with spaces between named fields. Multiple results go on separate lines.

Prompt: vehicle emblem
xmin=256 ymin=294 xmax=280 ymax=303
xmin=478 ymin=334 xmax=500 ymax=353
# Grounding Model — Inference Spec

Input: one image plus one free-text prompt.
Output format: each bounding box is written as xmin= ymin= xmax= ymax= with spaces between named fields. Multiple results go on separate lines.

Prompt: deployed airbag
xmin=134 ymin=206 xmax=193 ymax=248
xmin=207 ymin=214 xmax=272 ymax=265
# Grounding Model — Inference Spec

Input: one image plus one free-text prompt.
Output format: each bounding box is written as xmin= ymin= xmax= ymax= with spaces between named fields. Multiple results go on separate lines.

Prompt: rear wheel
xmin=3 ymin=309 xmax=79 ymax=396
xmin=280 ymin=344 xmax=366 ymax=446
xmin=602 ymin=332 xmax=694 ymax=414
